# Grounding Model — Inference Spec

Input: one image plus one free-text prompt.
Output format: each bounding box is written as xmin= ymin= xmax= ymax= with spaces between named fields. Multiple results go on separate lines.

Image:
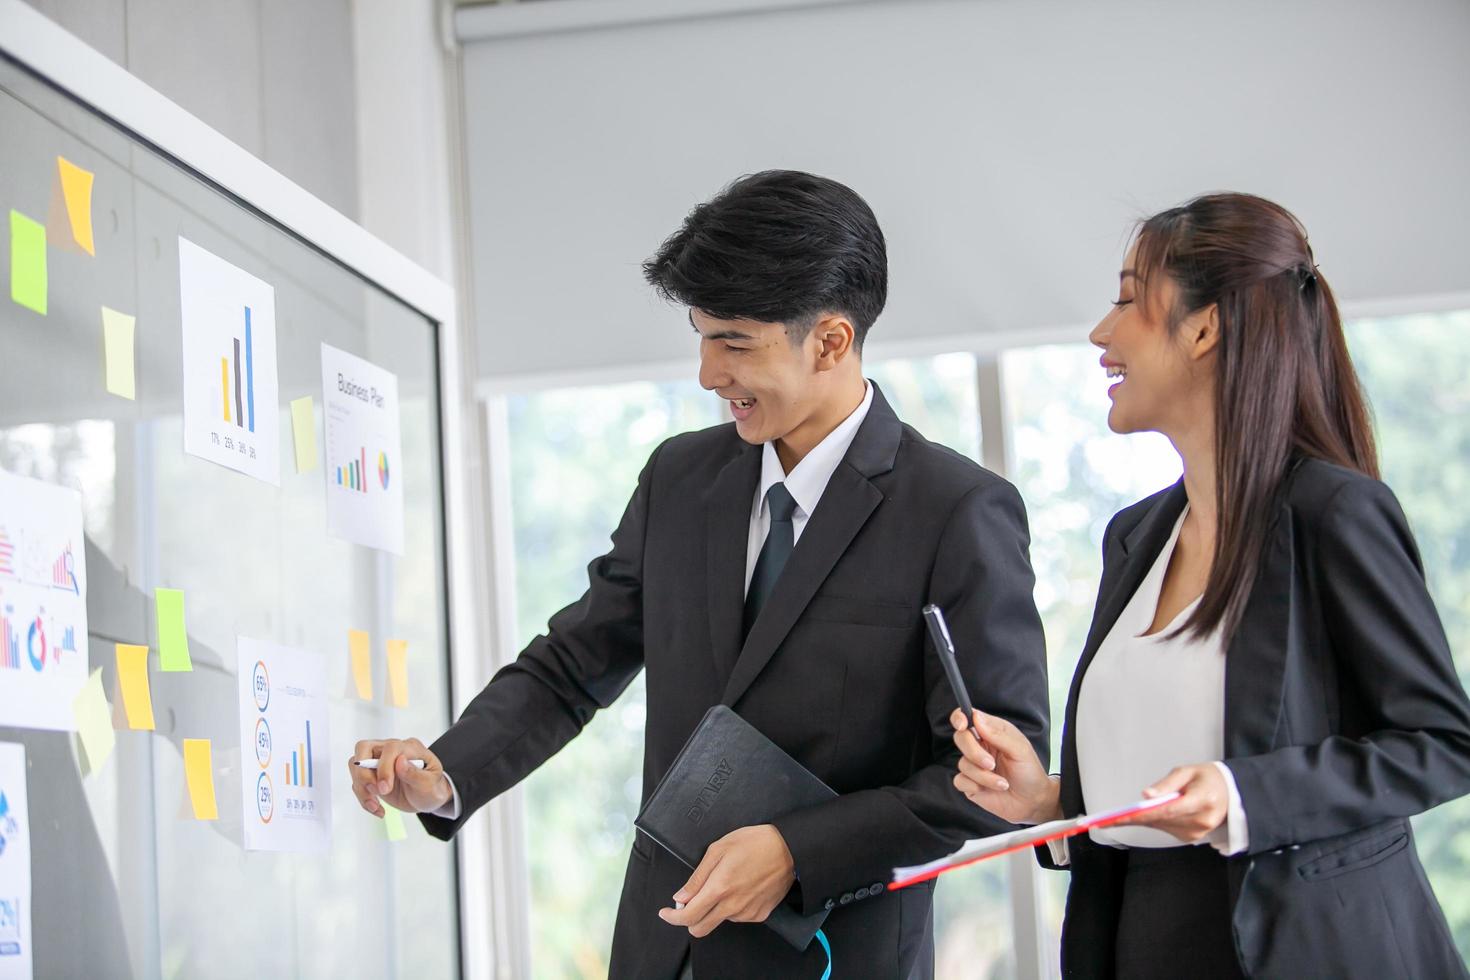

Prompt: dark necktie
xmin=743 ymin=482 xmax=798 ymax=635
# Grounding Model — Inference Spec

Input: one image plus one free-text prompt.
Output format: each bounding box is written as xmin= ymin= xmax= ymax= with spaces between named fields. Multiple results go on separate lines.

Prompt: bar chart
xmin=334 ymin=447 xmax=369 ymax=493
xmin=237 ymin=636 xmax=330 ymax=852
xmin=218 ymin=305 xmax=256 ymax=433
xmin=283 ymin=719 xmax=315 ymax=789
xmin=0 ymin=607 xmax=18 ymax=670
xmin=179 ymin=236 xmax=280 ymax=483
xmin=321 ymin=344 xmax=404 ymax=553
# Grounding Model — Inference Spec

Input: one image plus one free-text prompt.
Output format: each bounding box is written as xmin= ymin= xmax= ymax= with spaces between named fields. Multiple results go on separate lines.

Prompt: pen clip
xmin=923 ymin=603 xmax=954 ymax=651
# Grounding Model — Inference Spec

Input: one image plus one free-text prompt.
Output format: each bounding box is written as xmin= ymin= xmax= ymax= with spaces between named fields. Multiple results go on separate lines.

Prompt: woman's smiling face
xmin=1088 ymin=241 xmax=1215 ymax=438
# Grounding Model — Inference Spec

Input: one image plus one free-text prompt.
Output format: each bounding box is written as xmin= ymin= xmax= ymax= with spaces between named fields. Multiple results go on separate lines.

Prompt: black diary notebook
xmin=634 ymin=705 xmax=836 ymax=950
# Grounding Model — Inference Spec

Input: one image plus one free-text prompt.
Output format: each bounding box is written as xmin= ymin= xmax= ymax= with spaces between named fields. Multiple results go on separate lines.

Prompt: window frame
xmin=479 ymin=289 xmax=1470 ymax=979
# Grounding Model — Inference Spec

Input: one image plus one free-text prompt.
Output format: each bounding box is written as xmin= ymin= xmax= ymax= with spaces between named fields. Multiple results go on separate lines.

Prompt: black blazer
xmin=1051 ymin=458 xmax=1470 ymax=979
xmin=421 ymin=385 xmax=1050 ymax=980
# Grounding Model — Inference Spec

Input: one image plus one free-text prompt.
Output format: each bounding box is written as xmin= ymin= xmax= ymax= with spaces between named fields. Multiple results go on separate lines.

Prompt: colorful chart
xmin=334 ymin=447 xmax=370 ymax=494
xmin=219 ymin=306 xmax=256 ymax=433
xmin=320 ymin=344 xmax=404 ymax=554
xmin=0 ymin=609 xmax=17 ymax=671
xmin=179 ymin=237 xmax=280 ymax=484
xmin=0 ymin=469 xmax=89 ymax=731
xmin=0 ymin=743 xmax=32 ymax=977
xmin=50 ymin=542 xmax=77 ymax=594
xmin=236 ymin=637 xmax=330 ymax=852
xmin=283 ymin=720 xmax=315 ymax=788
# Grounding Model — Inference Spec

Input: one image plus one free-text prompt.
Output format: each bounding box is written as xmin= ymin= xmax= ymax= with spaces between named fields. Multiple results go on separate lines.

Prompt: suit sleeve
xmin=1225 ymin=478 xmax=1470 ymax=854
xmin=418 ymin=444 xmax=659 ymax=840
xmin=772 ymin=479 xmax=1051 ymax=914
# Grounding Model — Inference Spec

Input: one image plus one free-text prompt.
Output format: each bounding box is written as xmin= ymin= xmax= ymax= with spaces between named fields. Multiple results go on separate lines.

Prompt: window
xmin=496 ymin=316 xmax=1470 ymax=976
xmin=1346 ymin=310 xmax=1470 ymax=958
xmin=505 ymin=379 xmax=719 ymax=978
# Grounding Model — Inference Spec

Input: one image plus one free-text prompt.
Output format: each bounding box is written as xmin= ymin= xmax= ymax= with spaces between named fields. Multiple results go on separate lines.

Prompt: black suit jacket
xmin=1050 ymin=458 xmax=1470 ymax=979
xmin=421 ymin=385 xmax=1050 ymax=979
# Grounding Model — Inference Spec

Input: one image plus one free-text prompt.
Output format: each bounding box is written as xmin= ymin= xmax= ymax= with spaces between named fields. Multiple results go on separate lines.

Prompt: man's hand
xmin=349 ymin=737 xmax=451 ymax=817
xmin=656 ymin=824 xmax=796 ymax=938
xmin=1114 ymin=763 xmax=1228 ymax=842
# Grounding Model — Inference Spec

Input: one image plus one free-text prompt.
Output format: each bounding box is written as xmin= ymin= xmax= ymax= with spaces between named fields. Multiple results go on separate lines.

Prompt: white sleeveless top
xmin=1075 ymin=506 xmax=1233 ymax=850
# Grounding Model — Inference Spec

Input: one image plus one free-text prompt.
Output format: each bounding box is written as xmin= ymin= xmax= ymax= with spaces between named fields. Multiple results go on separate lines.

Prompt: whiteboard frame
xmin=0 ymin=1 xmax=491 ymax=976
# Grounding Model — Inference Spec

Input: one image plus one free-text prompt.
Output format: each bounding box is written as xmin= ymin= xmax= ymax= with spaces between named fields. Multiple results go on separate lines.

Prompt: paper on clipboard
xmin=890 ymin=792 xmax=1181 ymax=889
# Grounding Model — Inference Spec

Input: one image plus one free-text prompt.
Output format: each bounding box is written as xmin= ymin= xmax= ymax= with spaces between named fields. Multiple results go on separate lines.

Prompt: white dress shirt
xmin=430 ymin=382 xmax=875 ymax=822
xmin=744 ymin=381 xmax=874 ymax=593
xmin=1049 ymin=506 xmax=1248 ymax=864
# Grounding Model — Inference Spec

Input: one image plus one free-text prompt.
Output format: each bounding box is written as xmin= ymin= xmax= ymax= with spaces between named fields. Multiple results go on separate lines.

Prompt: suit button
xmin=839 ymin=892 xmax=854 ymax=905
xmin=853 ymin=887 xmax=870 ymax=900
xmin=872 ymin=882 xmax=885 ymax=894
xmin=824 ymin=899 xmax=836 ymax=911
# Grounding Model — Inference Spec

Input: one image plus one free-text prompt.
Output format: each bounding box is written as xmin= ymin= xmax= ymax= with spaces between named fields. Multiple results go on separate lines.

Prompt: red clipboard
xmin=889 ymin=792 xmax=1181 ymax=890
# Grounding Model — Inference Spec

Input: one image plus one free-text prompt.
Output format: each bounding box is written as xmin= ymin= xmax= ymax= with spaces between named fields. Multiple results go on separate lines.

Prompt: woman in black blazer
xmin=952 ymin=193 xmax=1470 ymax=978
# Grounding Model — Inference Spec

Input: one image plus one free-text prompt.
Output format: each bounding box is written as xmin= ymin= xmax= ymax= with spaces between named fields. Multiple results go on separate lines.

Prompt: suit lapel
xmin=1224 ymin=508 xmax=1294 ymax=758
xmin=719 ymin=384 xmax=903 ymax=708
xmin=704 ymin=443 xmax=761 ymax=683
xmin=1059 ymin=481 xmax=1187 ymax=815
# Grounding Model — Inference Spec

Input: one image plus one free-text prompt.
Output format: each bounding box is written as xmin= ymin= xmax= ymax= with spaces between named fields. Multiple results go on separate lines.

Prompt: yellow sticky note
xmin=10 ymin=210 xmax=47 ymax=315
xmin=382 ymin=804 xmax=408 ymax=842
xmin=115 ymin=643 xmax=155 ymax=730
xmin=348 ymin=629 xmax=373 ymax=700
xmin=102 ymin=306 xmax=136 ymax=400
xmin=183 ymin=738 xmax=219 ymax=820
xmin=73 ymin=667 xmax=116 ymax=774
xmin=290 ymin=396 xmax=317 ymax=472
xmin=156 ymin=588 xmax=193 ymax=672
xmin=56 ymin=156 xmax=96 ymax=256
xmin=386 ymin=639 xmax=409 ymax=707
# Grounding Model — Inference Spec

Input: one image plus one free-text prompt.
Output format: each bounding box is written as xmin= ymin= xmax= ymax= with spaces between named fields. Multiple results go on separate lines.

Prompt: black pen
xmin=922 ymin=604 xmax=986 ymax=746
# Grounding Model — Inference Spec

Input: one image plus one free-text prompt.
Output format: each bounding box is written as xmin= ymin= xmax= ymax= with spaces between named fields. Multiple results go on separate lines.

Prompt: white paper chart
xmin=179 ymin=237 xmax=281 ymax=484
xmin=320 ymin=344 xmax=404 ymax=554
xmin=237 ymin=637 xmax=331 ymax=853
xmin=0 ymin=743 xmax=32 ymax=980
xmin=0 ymin=470 xmax=88 ymax=732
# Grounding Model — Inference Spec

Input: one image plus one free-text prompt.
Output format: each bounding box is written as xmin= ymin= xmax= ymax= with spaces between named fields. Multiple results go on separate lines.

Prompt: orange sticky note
xmin=54 ymin=156 xmax=96 ymax=256
xmin=183 ymin=738 xmax=218 ymax=820
xmin=348 ymin=629 xmax=373 ymax=700
xmin=386 ymin=639 xmax=409 ymax=707
xmin=115 ymin=643 xmax=155 ymax=730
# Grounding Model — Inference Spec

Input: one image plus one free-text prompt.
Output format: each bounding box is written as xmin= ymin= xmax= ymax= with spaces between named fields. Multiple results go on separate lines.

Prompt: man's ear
xmin=810 ymin=315 xmax=856 ymax=372
xmin=1184 ymin=304 xmax=1219 ymax=361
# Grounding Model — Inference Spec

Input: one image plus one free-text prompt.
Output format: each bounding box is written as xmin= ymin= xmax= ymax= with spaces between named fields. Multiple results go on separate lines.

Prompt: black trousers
xmin=1114 ymin=846 xmax=1246 ymax=980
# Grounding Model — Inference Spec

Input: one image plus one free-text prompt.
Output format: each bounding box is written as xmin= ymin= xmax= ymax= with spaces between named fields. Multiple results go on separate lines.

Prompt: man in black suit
xmin=349 ymin=171 xmax=1050 ymax=979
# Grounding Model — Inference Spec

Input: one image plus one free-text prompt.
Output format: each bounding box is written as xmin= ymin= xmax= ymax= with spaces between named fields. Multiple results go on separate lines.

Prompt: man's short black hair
xmin=643 ymin=170 xmax=887 ymax=350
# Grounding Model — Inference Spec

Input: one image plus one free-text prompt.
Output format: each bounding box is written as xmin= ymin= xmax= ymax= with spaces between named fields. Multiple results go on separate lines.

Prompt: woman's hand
xmin=951 ymin=709 xmax=1061 ymax=826
xmin=1115 ymin=763 xmax=1228 ymax=843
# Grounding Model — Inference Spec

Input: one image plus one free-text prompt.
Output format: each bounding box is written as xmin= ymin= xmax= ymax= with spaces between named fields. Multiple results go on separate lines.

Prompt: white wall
xmin=457 ymin=0 xmax=1470 ymax=383
xmin=22 ymin=0 xmax=362 ymax=219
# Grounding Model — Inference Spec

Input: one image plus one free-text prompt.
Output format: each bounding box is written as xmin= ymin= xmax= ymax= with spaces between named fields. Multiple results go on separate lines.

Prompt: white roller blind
xmin=458 ymin=0 xmax=1470 ymax=382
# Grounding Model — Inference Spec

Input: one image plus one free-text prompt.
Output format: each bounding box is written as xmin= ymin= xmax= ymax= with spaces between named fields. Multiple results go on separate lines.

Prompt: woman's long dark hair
xmin=1132 ymin=193 xmax=1378 ymax=643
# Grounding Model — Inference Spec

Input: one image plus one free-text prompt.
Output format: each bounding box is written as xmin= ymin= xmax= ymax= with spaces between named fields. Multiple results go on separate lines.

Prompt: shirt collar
xmin=757 ymin=381 xmax=874 ymax=519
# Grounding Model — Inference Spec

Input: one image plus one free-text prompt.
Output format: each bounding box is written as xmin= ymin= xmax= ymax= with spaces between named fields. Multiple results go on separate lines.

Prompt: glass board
xmin=0 ymin=50 xmax=459 ymax=979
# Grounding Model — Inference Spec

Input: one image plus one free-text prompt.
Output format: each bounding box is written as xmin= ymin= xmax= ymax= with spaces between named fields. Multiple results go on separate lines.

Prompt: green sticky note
xmin=10 ymin=210 xmax=47 ymax=314
xmin=156 ymin=588 xmax=193 ymax=672
xmin=289 ymin=396 xmax=317 ymax=472
xmin=73 ymin=667 xmax=116 ymax=775
xmin=382 ymin=804 xmax=407 ymax=842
